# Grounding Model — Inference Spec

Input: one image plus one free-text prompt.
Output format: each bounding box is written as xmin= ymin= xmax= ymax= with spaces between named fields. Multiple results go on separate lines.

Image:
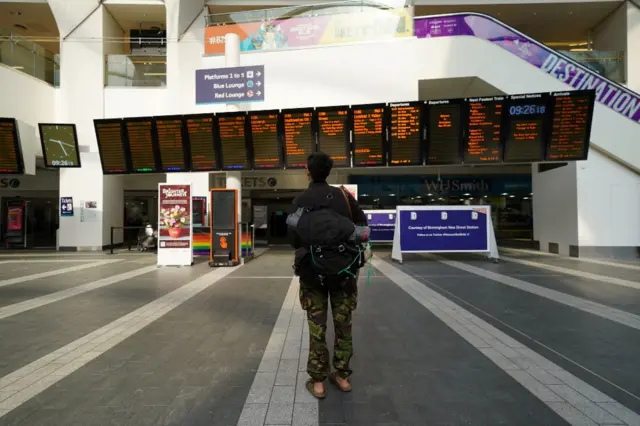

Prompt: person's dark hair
xmin=307 ymin=152 xmax=333 ymax=182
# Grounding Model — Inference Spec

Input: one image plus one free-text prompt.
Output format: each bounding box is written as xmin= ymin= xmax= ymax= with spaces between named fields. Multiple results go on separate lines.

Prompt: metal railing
xmin=105 ymin=55 xmax=167 ymax=87
xmin=560 ymin=50 xmax=626 ymax=84
xmin=205 ymin=0 xmax=413 ymax=26
xmin=0 ymin=27 xmax=59 ymax=86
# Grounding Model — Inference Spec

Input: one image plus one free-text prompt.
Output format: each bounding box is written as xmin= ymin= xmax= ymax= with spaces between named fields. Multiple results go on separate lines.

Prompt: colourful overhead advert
xmin=204 ymin=7 xmax=412 ymax=55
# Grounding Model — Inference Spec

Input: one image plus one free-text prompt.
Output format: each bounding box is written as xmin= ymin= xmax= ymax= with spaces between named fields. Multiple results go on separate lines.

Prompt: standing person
xmin=287 ymin=152 xmax=368 ymax=399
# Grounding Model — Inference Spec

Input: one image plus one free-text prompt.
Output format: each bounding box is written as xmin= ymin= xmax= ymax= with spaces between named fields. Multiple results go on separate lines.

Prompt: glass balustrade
xmin=559 ymin=50 xmax=626 ymax=84
xmin=0 ymin=28 xmax=59 ymax=87
xmin=104 ymin=55 xmax=166 ymax=87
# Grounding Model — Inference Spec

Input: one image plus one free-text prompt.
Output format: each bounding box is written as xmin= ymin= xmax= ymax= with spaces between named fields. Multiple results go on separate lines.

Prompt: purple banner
xmin=364 ymin=210 xmax=396 ymax=243
xmin=414 ymin=14 xmax=640 ymax=124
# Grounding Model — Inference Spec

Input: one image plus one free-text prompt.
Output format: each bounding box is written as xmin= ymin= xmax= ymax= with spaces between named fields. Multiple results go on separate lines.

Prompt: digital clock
xmin=509 ymin=105 xmax=546 ymax=116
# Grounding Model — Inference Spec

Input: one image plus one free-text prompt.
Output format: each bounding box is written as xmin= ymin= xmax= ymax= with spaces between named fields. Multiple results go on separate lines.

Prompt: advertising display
xmin=6 ymin=203 xmax=24 ymax=232
xmin=414 ymin=13 xmax=639 ymax=124
xmin=391 ymin=205 xmax=499 ymax=263
xmin=209 ymin=189 xmax=239 ymax=267
xmin=204 ymin=8 xmax=412 ymax=55
xmin=157 ymin=183 xmax=193 ymax=266
xmin=331 ymin=184 xmax=358 ymax=200
xmin=364 ymin=210 xmax=396 ymax=243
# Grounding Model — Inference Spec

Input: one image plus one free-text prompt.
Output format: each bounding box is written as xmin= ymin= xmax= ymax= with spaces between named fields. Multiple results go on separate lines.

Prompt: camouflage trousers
xmin=299 ymin=278 xmax=358 ymax=382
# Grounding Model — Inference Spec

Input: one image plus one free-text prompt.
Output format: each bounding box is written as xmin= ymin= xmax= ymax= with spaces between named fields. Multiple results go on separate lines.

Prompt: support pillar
xmin=225 ymin=33 xmax=243 ymax=255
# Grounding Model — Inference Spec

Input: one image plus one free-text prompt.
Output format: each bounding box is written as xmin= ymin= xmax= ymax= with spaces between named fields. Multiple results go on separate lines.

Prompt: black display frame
xmin=123 ymin=116 xmax=162 ymax=173
xmin=182 ymin=113 xmax=220 ymax=172
xmin=503 ymin=93 xmax=551 ymax=163
xmin=280 ymin=107 xmax=315 ymax=169
xmin=545 ymin=89 xmax=596 ymax=162
xmin=152 ymin=115 xmax=189 ymax=173
xmin=0 ymin=117 xmax=25 ymax=175
xmin=350 ymin=102 xmax=387 ymax=168
xmin=37 ymin=123 xmax=82 ymax=169
xmin=425 ymin=98 xmax=466 ymax=166
xmin=247 ymin=109 xmax=283 ymax=170
xmin=462 ymin=95 xmax=508 ymax=165
xmin=93 ymin=118 xmax=131 ymax=175
xmin=214 ymin=111 xmax=251 ymax=171
xmin=315 ymin=105 xmax=352 ymax=169
xmin=386 ymin=101 xmax=425 ymax=167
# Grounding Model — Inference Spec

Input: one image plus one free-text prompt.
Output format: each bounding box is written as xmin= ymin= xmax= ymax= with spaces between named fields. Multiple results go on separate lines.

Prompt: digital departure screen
xmin=282 ymin=109 xmax=314 ymax=169
xmin=184 ymin=115 xmax=218 ymax=171
xmin=94 ymin=119 xmax=129 ymax=174
xmin=124 ymin=118 xmax=159 ymax=173
xmin=352 ymin=104 xmax=385 ymax=167
xmin=0 ymin=118 xmax=23 ymax=174
xmin=249 ymin=111 xmax=282 ymax=169
xmin=154 ymin=116 xmax=187 ymax=172
xmin=426 ymin=99 xmax=463 ymax=164
xmin=503 ymin=93 xmax=548 ymax=163
xmin=389 ymin=102 xmax=422 ymax=166
xmin=38 ymin=124 xmax=81 ymax=168
xmin=546 ymin=90 xmax=594 ymax=161
xmin=317 ymin=107 xmax=350 ymax=168
xmin=217 ymin=113 xmax=249 ymax=170
xmin=464 ymin=96 xmax=505 ymax=163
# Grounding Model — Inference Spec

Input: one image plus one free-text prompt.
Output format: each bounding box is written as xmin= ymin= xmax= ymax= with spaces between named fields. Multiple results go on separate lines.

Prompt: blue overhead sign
xmin=195 ymin=65 xmax=265 ymax=105
xmin=60 ymin=197 xmax=74 ymax=217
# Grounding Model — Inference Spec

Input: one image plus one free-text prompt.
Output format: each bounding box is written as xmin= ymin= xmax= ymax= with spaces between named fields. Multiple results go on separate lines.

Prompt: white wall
xmin=0 ymin=64 xmax=57 ymax=175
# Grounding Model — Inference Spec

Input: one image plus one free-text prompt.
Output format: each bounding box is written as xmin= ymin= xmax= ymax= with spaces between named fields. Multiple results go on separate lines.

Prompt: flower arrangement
xmin=159 ymin=205 xmax=190 ymax=238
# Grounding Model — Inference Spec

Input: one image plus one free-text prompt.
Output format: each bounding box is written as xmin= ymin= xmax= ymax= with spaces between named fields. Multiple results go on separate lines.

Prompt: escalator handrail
xmin=413 ymin=12 xmax=640 ymax=125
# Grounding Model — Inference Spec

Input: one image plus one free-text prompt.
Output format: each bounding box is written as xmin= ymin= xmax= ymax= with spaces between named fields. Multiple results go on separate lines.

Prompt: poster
xmin=6 ymin=204 xmax=24 ymax=231
xmin=80 ymin=200 xmax=98 ymax=223
xmin=364 ymin=210 xmax=395 ymax=243
xmin=253 ymin=205 xmax=268 ymax=229
xmin=158 ymin=183 xmax=193 ymax=266
xmin=204 ymin=8 xmax=412 ymax=55
xmin=331 ymin=184 xmax=358 ymax=200
xmin=60 ymin=197 xmax=74 ymax=217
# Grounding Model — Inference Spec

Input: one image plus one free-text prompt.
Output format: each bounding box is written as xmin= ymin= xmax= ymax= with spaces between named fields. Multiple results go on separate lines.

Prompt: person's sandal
xmin=305 ymin=379 xmax=326 ymax=399
xmin=329 ymin=372 xmax=352 ymax=392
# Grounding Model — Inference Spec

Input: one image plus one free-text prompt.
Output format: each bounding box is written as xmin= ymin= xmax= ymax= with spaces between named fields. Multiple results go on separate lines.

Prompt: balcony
xmin=559 ymin=50 xmax=626 ymax=84
xmin=0 ymin=27 xmax=59 ymax=86
xmin=105 ymin=55 xmax=166 ymax=87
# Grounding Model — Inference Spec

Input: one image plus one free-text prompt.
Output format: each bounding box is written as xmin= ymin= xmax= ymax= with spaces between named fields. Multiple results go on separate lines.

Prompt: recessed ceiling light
xmin=10 ymin=11 xmax=22 ymax=16
xmin=14 ymin=24 xmax=28 ymax=31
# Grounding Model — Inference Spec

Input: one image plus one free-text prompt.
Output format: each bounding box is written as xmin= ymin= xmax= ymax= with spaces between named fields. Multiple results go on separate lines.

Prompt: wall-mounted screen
xmin=464 ymin=96 xmax=505 ymax=163
xmin=154 ymin=116 xmax=187 ymax=172
xmin=38 ymin=123 xmax=81 ymax=168
xmin=124 ymin=117 xmax=159 ymax=173
xmin=425 ymin=99 xmax=463 ymax=165
xmin=216 ymin=112 xmax=249 ymax=170
xmin=388 ymin=102 xmax=423 ymax=166
xmin=317 ymin=106 xmax=350 ymax=168
xmin=503 ymin=93 xmax=548 ymax=163
xmin=94 ymin=119 xmax=129 ymax=174
xmin=0 ymin=118 xmax=24 ymax=174
xmin=184 ymin=114 xmax=218 ymax=171
xmin=352 ymin=104 xmax=385 ymax=167
xmin=249 ymin=111 xmax=282 ymax=169
xmin=546 ymin=90 xmax=595 ymax=161
xmin=282 ymin=108 xmax=314 ymax=169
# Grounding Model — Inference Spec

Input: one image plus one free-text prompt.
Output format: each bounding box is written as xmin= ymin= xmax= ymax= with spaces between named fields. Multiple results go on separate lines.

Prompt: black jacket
xmin=289 ymin=181 xmax=367 ymax=250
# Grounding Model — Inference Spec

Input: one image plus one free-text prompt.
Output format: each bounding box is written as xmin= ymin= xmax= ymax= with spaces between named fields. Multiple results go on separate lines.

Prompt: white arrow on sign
xmin=256 ymin=71 xmax=262 ymax=77
xmin=257 ymin=91 xmax=262 ymax=96
xmin=62 ymin=204 xmax=67 ymax=210
xmin=256 ymin=81 xmax=261 ymax=86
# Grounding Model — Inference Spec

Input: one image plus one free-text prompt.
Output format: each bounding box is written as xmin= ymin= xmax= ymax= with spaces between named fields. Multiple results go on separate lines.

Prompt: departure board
xmin=352 ymin=104 xmax=385 ymax=167
xmin=94 ymin=119 xmax=129 ymax=174
xmin=504 ymin=93 xmax=548 ymax=162
xmin=426 ymin=99 xmax=463 ymax=164
xmin=464 ymin=96 xmax=505 ymax=163
xmin=154 ymin=116 xmax=187 ymax=172
xmin=317 ymin=107 xmax=350 ymax=168
xmin=217 ymin=113 xmax=249 ymax=170
xmin=389 ymin=102 xmax=422 ymax=166
xmin=124 ymin=118 xmax=158 ymax=172
xmin=0 ymin=118 xmax=23 ymax=174
xmin=184 ymin=115 xmax=218 ymax=171
xmin=546 ymin=90 xmax=594 ymax=161
xmin=249 ymin=111 xmax=282 ymax=169
xmin=282 ymin=109 xmax=314 ymax=169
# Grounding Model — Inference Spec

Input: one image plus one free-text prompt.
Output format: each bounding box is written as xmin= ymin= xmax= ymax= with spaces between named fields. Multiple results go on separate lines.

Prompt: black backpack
xmin=287 ymin=188 xmax=370 ymax=286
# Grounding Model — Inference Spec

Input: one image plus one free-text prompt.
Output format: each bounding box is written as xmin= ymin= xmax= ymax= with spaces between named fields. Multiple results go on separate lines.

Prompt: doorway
xmin=0 ymin=197 xmax=58 ymax=249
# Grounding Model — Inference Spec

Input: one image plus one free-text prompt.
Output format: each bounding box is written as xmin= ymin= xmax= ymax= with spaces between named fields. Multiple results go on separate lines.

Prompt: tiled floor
xmin=0 ymin=249 xmax=638 ymax=425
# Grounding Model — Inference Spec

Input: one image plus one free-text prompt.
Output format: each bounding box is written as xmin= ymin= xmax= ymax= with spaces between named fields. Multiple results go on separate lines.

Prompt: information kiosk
xmin=391 ymin=205 xmax=499 ymax=263
xmin=209 ymin=189 xmax=240 ymax=267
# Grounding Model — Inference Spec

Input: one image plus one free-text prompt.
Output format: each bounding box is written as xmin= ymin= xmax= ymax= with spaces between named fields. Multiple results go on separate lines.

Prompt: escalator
xmin=414 ymin=12 xmax=640 ymax=173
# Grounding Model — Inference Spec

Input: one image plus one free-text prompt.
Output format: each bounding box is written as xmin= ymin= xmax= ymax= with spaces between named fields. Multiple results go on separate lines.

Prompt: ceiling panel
xmin=0 ymin=2 xmax=59 ymax=52
xmin=105 ymin=3 xmax=166 ymax=30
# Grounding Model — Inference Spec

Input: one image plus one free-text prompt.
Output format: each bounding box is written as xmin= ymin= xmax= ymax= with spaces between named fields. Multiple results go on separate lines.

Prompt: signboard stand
xmin=364 ymin=210 xmax=396 ymax=243
xmin=209 ymin=189 xmax=240 ymax=267
xmin=157 ymin=183 xmax=194 ymax=267
xmin=391 ymin=205 xmax=499 ymax=263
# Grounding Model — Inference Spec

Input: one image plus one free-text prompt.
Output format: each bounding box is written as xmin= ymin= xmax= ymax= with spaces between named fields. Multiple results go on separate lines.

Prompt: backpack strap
xmin=338 ymin=186 xmax=353 ymax=220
